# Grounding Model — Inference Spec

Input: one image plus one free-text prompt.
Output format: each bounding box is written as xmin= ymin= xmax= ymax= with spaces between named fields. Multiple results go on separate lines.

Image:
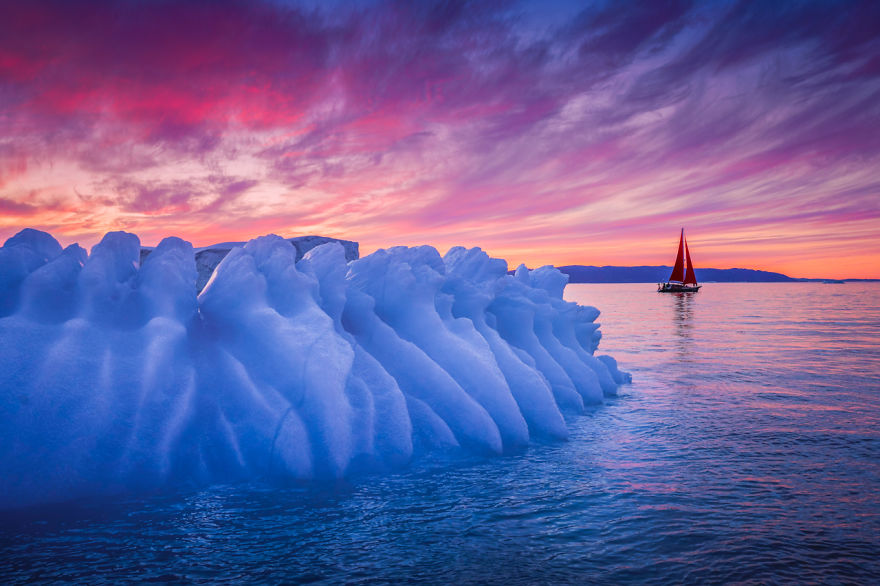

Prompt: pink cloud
xmin=0 ymin=0 xmax=878 ymax=278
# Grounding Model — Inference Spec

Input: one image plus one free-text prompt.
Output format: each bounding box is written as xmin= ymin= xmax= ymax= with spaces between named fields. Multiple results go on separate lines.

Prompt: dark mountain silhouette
xmin=556 ymin=265 xmax=796 ymax=283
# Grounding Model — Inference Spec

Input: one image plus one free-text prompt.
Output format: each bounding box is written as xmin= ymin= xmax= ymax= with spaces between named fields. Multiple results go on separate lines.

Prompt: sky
xmin=1 ymin=0 xmax=878 ymax=278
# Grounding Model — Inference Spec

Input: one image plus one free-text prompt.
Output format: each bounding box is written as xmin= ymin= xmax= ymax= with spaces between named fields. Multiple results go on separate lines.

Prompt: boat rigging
xmin=658 ymin=229 xmax=701 ymax=293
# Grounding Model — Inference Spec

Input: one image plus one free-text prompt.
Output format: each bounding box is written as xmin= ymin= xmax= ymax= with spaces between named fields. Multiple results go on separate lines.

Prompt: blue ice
xmin=0 ymin=229 xmax=630 ymax=508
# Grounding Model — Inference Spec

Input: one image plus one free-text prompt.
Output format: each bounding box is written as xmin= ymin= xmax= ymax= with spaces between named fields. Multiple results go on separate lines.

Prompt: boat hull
xmin=658 ymin=282 xmax=701 ymax=293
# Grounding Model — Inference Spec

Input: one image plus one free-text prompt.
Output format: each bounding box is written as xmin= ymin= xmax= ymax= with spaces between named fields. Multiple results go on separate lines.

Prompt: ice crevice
xmin=0 ymin=229 xmax=631 ymax=508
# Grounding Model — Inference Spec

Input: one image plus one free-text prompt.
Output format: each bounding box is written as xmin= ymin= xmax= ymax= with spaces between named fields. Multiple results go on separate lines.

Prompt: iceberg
xmin=0 ymin=229 xmax=630 ymax=508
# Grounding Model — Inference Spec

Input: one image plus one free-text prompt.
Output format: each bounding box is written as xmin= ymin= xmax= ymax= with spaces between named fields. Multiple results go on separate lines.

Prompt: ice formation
xmin=0 ymin=229 xmax=630 ymax=508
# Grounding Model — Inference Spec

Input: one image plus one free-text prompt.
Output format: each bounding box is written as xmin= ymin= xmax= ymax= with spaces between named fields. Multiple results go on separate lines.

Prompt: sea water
xmin=1 ymin=282 xmax=878 ymax=584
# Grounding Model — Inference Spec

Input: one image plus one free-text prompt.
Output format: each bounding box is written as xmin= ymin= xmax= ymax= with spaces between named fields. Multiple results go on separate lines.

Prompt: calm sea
xmin=2 ymin=283 xmax=878 ymax=584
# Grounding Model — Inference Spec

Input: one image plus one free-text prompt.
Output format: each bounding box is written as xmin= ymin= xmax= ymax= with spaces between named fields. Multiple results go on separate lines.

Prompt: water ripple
xmin=2 ymin=283 xmax=880 ymax=583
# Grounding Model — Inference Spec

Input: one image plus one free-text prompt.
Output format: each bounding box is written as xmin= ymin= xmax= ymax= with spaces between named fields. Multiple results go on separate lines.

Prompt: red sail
xmin=684 ymin=238 xmax=698 ymax=285
xmin=668 ymin=229 xmax=685 ymax=282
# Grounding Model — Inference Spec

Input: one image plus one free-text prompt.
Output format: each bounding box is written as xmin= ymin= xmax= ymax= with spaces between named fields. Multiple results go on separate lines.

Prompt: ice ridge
xmin=0 ymin=229 xmax=630 ymax=508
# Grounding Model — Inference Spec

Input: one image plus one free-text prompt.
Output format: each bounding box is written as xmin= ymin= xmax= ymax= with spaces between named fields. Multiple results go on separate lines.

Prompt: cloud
xmin=0 ymin=0 xmax=878 ymax=277
xmin=568 ymin=0 xmax=694 ymax=67
xmin=0 ymin=197 xmax=36 ymax=215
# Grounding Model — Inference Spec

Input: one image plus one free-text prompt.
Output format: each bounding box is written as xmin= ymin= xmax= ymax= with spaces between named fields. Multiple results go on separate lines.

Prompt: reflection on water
xmin=669 ymin=292 xmax=695 ymax=356
xmin=1 ymin=283 xmax=878 ymax=584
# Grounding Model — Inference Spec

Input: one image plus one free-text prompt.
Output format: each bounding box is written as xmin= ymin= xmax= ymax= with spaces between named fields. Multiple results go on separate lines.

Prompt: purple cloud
xmin=0 ymin=0 xmax=878 ymax=277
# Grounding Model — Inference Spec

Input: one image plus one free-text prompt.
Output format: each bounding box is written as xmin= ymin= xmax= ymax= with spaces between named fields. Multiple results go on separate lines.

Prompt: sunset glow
xmin=1 ymin=0 xmax=879 ymax=278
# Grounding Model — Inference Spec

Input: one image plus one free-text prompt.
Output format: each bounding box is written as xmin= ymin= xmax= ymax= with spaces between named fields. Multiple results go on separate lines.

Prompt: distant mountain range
xmin=554 ymin=265 xmax=853 ymax=283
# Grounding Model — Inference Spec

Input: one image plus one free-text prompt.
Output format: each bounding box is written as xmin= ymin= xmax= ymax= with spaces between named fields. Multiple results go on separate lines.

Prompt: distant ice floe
xmin=0 ymin=229 xmax=630 ymax=508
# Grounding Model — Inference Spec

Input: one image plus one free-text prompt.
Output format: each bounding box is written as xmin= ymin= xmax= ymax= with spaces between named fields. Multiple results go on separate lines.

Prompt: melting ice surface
xmin=0 ymin=229 xmax=629 ymax=509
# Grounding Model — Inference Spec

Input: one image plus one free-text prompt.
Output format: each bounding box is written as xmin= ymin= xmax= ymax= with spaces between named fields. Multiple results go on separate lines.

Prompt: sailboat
xmin=658 ymin=229 xmax=701 ymax=292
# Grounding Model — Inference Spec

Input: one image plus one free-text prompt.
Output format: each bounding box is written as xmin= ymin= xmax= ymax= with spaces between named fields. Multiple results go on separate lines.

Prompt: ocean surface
xmin=2 ymin=282 xmax=879 ymax=584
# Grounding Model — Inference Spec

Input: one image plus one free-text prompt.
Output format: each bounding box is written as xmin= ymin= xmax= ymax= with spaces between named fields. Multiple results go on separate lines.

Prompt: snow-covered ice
xmin=0 ymin=229 xmax=630 ymax=508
